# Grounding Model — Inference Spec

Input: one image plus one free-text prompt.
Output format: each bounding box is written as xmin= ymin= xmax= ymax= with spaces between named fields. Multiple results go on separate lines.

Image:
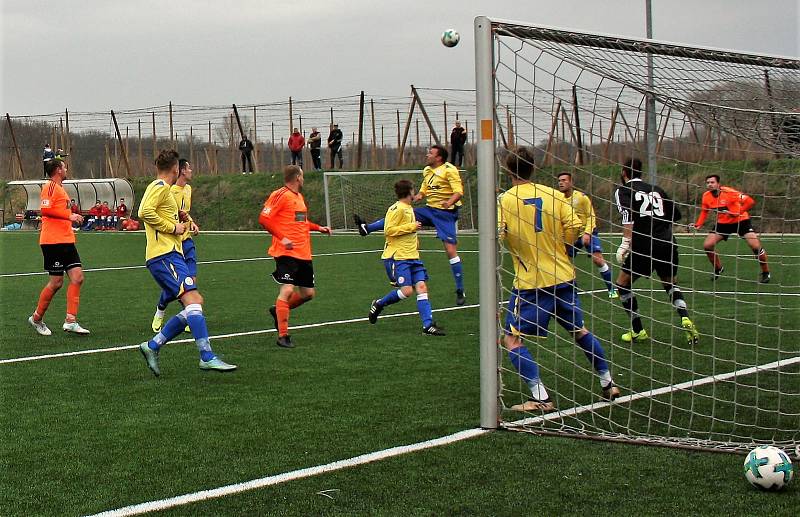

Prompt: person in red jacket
xmin=99 ymin=201 xmax=113 ymax=230
xmin=288 ymin=127 xmax=305 ymax=167
xmin=259 ymin=165 xmax=330 ymax=348
xmin=113 ymin=198 xmax=129 ymax=229
xmin=689 ymin=174 xmax=770 ymax=283
xmin=69 ymin=199 xmax=81 ymax=228
xmin=83 ymin=201 xmax=102 ymax=231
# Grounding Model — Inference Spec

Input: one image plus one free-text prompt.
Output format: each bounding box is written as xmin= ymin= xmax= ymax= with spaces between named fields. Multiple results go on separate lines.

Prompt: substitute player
xmin=367 ymin=179 xmax=445 ymax=336
xmin=354 ymin=144 xmax=466 ymax=306
xmin=259 ymin=165 xmax=331 ymax=349
xmin=500 ymin=148 xmax=619 ymax=412
xmin=557 ymin=171 xmax=617 ymax=298
xmin=28 ymin=158 xmax=91 ymax=335
xmin=151 ymin=158 xmax=200 ymax=333
xmin=614 ymin=158 xmax=699 ymax=346
xmin=137 ymin=150 xmax=236 ymax=376
xmin=689 ymin=174 xmax=770 ymax=283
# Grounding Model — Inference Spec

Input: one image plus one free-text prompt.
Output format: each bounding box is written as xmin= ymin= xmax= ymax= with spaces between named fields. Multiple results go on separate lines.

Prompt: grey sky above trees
xmin=1 ymin=0 xmax=797 ymax=116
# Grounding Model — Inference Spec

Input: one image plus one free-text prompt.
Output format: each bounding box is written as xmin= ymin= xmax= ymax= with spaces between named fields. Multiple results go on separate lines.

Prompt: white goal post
xmin=475 ymin=16 xmax=800 ymax=457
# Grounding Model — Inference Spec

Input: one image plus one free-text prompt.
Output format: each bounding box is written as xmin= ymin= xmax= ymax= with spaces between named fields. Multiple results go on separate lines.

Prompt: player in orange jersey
xmin=259 ymin=165 xmax=331 ymax=348
xmin=690 ymin=174 xmax=770 ymax=283
xmin=28 ymin=158 xmax=91 ymax=336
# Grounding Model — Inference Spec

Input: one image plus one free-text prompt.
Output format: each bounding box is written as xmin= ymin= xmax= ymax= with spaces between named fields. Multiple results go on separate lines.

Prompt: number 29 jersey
xmin=614 ymin=178 xmax=681 ymax=246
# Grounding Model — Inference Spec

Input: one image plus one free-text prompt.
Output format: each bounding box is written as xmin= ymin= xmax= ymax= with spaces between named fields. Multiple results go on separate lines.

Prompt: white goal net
xmin=475 ymin=17 xmax=800 ymax=457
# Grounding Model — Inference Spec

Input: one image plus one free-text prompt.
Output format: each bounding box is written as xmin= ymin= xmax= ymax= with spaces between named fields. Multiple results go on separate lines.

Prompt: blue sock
xmin=416 ymin=293 xmax=433 ymax=328
xmin=599 ymin=264 xmax=613 ymax=292
xmin=379 ymin=288 xmax=404 ymax=307
xmin=449 ymin=256 xmax=464 ymax=292
xmin=508 ymin=346 xmax=540 ymax=384
xmin=185 ymin=303 xmax=215 ymax=362
xmin=148 ymin=313 xmax=187 ymax=350
xmin=366 ymin=218 xmax=384 ymax=234
xmin=575 ymin=332 xmax=609 ymax=374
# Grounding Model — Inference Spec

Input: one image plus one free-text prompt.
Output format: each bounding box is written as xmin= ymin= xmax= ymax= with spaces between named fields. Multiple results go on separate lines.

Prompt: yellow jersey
xmin=419 ymin=162 xmax=463 ymax=209
xmin=498 ymin=182 xmax=583 ymax=290
xmin=381 ymin=200 xmax=420 ymax=260
xmin=171 ymin=183 xmax=193 ymax=242
xmin=563 ymin=188 xmax=597 ymax=235
xmin=138 ymin=178 xmax=183 ymax=261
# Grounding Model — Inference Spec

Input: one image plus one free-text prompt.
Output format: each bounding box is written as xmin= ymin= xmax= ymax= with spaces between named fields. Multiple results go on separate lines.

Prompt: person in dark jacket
xmin=327 ymin=124 xmax=343 ymax=169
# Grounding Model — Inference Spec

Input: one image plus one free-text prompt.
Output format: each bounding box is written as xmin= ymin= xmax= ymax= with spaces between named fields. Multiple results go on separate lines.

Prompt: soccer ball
xmin=743 ymin=445 xmax=795 ymax=491
xmin=441 ymin=29 xmax=460 ymax=48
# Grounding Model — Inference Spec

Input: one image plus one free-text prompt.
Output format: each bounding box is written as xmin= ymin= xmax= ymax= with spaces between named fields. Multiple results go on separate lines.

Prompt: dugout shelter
xmin=4 ymin=178 xmax=134 ymax=229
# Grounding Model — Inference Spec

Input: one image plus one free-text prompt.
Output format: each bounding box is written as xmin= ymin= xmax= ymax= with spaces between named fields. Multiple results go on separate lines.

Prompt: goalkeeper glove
xmin=616 ymin=237 xmax=631 ymax=264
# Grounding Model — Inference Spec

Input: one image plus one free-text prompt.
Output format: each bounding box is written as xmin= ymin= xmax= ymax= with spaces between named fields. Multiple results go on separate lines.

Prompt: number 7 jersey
xmin=614 ymin=178 xmax=681 ymax=245
xmin=498 ymin=182 xmax=583 ymax=290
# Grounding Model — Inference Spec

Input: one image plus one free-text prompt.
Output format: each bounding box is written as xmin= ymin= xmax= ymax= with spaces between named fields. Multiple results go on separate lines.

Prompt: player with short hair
xmin=28 ymin=158 xmax=91 ymax=335
xmin=259 ymin=165 xmax=331 ymax=349
xmin=614 ymin=157 xmax=699 ymax=346
xmin=99 ymin=201 xmax=112 ymax=230
xmin=500 ymin=147 xmax=619 ymax=412
xmin=137 ymin=150 xmax=236 ymax=376
xmin=151 ymin=158 xmax=200 ymax=333
xmin=354 ymin=144 xmax=467 ymax=306
xmin=556 ymin=171 xmax=617 ymax=298
xmin=689 ymin=174 xmax=770 ymax=283
xmin=368 ymin=179 xmax=445 ymax=336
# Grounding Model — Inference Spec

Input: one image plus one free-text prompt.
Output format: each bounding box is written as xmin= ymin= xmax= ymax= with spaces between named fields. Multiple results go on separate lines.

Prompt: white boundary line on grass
xmin=85 ymin=355 xmax=800 ymax=517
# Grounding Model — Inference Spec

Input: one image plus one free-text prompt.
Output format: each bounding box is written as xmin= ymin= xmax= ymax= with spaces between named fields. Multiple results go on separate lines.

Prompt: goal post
xmin=475 ymin=16 xmax=800 ymax=456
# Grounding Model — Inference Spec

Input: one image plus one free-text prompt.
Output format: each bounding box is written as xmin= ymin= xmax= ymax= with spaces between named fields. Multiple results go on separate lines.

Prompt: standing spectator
xmin=327 ymin=123 xmax=344 ymax=169
xmin=99 ymin=201 xmax=112 ymax=230
xmin=239 ymin=135 xmax=255 ymax=174
xmin=288 ymin=128 xmax=305 ymax=166
xmin=308 ymin=127 xmax=322 ymax=170
xmin=450 ymin=120 xmax=467 ymax=168
xmin=259 ymin=165 xmax=331 ymax=348
xmin=137 ymin=149 xmax=236 ymax=376
xmin=69 ymin=199 xmax=81 ymax=228
xmin=43 ymin=144 xmax=55 ymax=175
xmin=28 ymin=158 xmax=90 ymax=336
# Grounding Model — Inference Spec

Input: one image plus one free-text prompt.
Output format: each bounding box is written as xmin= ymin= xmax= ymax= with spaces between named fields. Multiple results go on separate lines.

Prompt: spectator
xmin=450 ymin=120 xmax=467 ymax=168
xmin=328 ymin=123 xmax=344 ymax=169
xmin=115 ymin=198 xmax=129 ymax=229
xmin=100 ymin=201 xmax=112 ymax=230
xmin=288 ymin=128 xmax=305 ymax=166
xmin=43 ymin=144 xmax=55 ymax=175
xmin=239 ymin=135 xmax=255 ymax=174
xmin=308 ymin=127 xmax=322 ymax=170
xmin=56 ymin=148 xmax=69 ymax=160
xmin=83 ymin=201 xmax=102 ymax=231
xmin=70 ymin=199 xmax=81 ymax=228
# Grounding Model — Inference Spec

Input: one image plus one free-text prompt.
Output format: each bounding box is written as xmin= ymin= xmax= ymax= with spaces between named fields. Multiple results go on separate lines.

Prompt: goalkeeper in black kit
xmin=613 ymin=158 xmax=699 ymax=346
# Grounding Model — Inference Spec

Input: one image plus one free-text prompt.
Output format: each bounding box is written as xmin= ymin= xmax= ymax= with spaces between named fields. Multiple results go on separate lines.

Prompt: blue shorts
xmin=414 ymin=206 xmax=459 ymax=244
xmin=182 ymin=238 xmax=197 ymax=277
xmin=146 ymin=251 xmax=197 ymax=300
xmin=384 ymin=258 xmax=428 ymax=287
xmin=504 ymin=282 xmax=585 ymax=337
xmin=567 ymin=230 xmax=603 ymax=257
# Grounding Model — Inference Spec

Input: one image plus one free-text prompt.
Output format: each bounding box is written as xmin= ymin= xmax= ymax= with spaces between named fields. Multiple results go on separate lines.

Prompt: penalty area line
xmin=0 ymin=304 xmax=478 ymax=365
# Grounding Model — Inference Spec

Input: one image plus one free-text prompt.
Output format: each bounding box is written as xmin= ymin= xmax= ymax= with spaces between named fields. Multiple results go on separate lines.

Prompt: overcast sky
xmin=1 ymin=0 xmax=798 ymax=116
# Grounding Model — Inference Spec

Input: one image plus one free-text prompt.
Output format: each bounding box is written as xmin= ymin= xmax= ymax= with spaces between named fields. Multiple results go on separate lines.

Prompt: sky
xmin=1 ymin=0 xmax=798 ymax=116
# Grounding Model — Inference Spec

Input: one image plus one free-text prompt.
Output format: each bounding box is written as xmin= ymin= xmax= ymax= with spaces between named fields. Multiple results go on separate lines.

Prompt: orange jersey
xmin=39 ymin=180 xmax=75 ymax=244
xmin=258 ymin=187 xmax=320 ymax=260
xmin=695 ymin=187 xmax=756 ymax=227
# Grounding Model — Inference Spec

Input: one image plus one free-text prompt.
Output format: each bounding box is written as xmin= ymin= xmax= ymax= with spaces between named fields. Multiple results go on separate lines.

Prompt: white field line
xmin=85 ymin=355 xmax=800 ymax=517
xmin=0 ymin=304 xmax=478 ymax=365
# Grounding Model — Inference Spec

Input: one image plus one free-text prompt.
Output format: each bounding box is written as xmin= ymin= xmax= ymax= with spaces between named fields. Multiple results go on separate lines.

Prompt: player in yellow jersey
xmin=137 ymin=150 xmax=235 ymax=376
xmin=354 ymin=145 xmax=467 ymax=306
xmin=557 ymin=171 xmax=617 ymax=298
xmin=367 ymin=180 xmax=445 ymax=335
xmin=151 ymin=158 xmax=200 ymax=332
xmin=499 ymin=147 xmax=619 ymax=412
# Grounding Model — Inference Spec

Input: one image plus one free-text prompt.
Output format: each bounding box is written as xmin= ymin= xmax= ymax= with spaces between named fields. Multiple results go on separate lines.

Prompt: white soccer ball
xmin=743 ymin=445 xmax=795 ymax=491
xmin=441 ymin=29 xmax=460 ymax=48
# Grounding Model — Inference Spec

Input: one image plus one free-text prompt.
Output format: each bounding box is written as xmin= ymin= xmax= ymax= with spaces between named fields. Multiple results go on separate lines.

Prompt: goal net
xmin=475 ymin=17 xmax=800 ymax=457
xmin=323 ymin=169 xmax=477 ymax=231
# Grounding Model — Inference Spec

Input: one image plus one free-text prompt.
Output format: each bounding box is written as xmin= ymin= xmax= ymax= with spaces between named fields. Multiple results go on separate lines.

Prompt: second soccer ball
xmin=441 ymin=29 xmax=460 ymax=48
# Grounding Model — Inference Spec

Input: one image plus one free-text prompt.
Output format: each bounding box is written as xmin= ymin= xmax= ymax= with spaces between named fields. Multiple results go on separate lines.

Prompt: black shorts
xmin=713 ymin=220 xmax=756 ymax=240
xmin=41 ymin=243 xmax=82 ymax=276
xmin=623 ymin=239 xmax=679 ymax=281
xmin=272 ymin=256 xmax=315 ymax=288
